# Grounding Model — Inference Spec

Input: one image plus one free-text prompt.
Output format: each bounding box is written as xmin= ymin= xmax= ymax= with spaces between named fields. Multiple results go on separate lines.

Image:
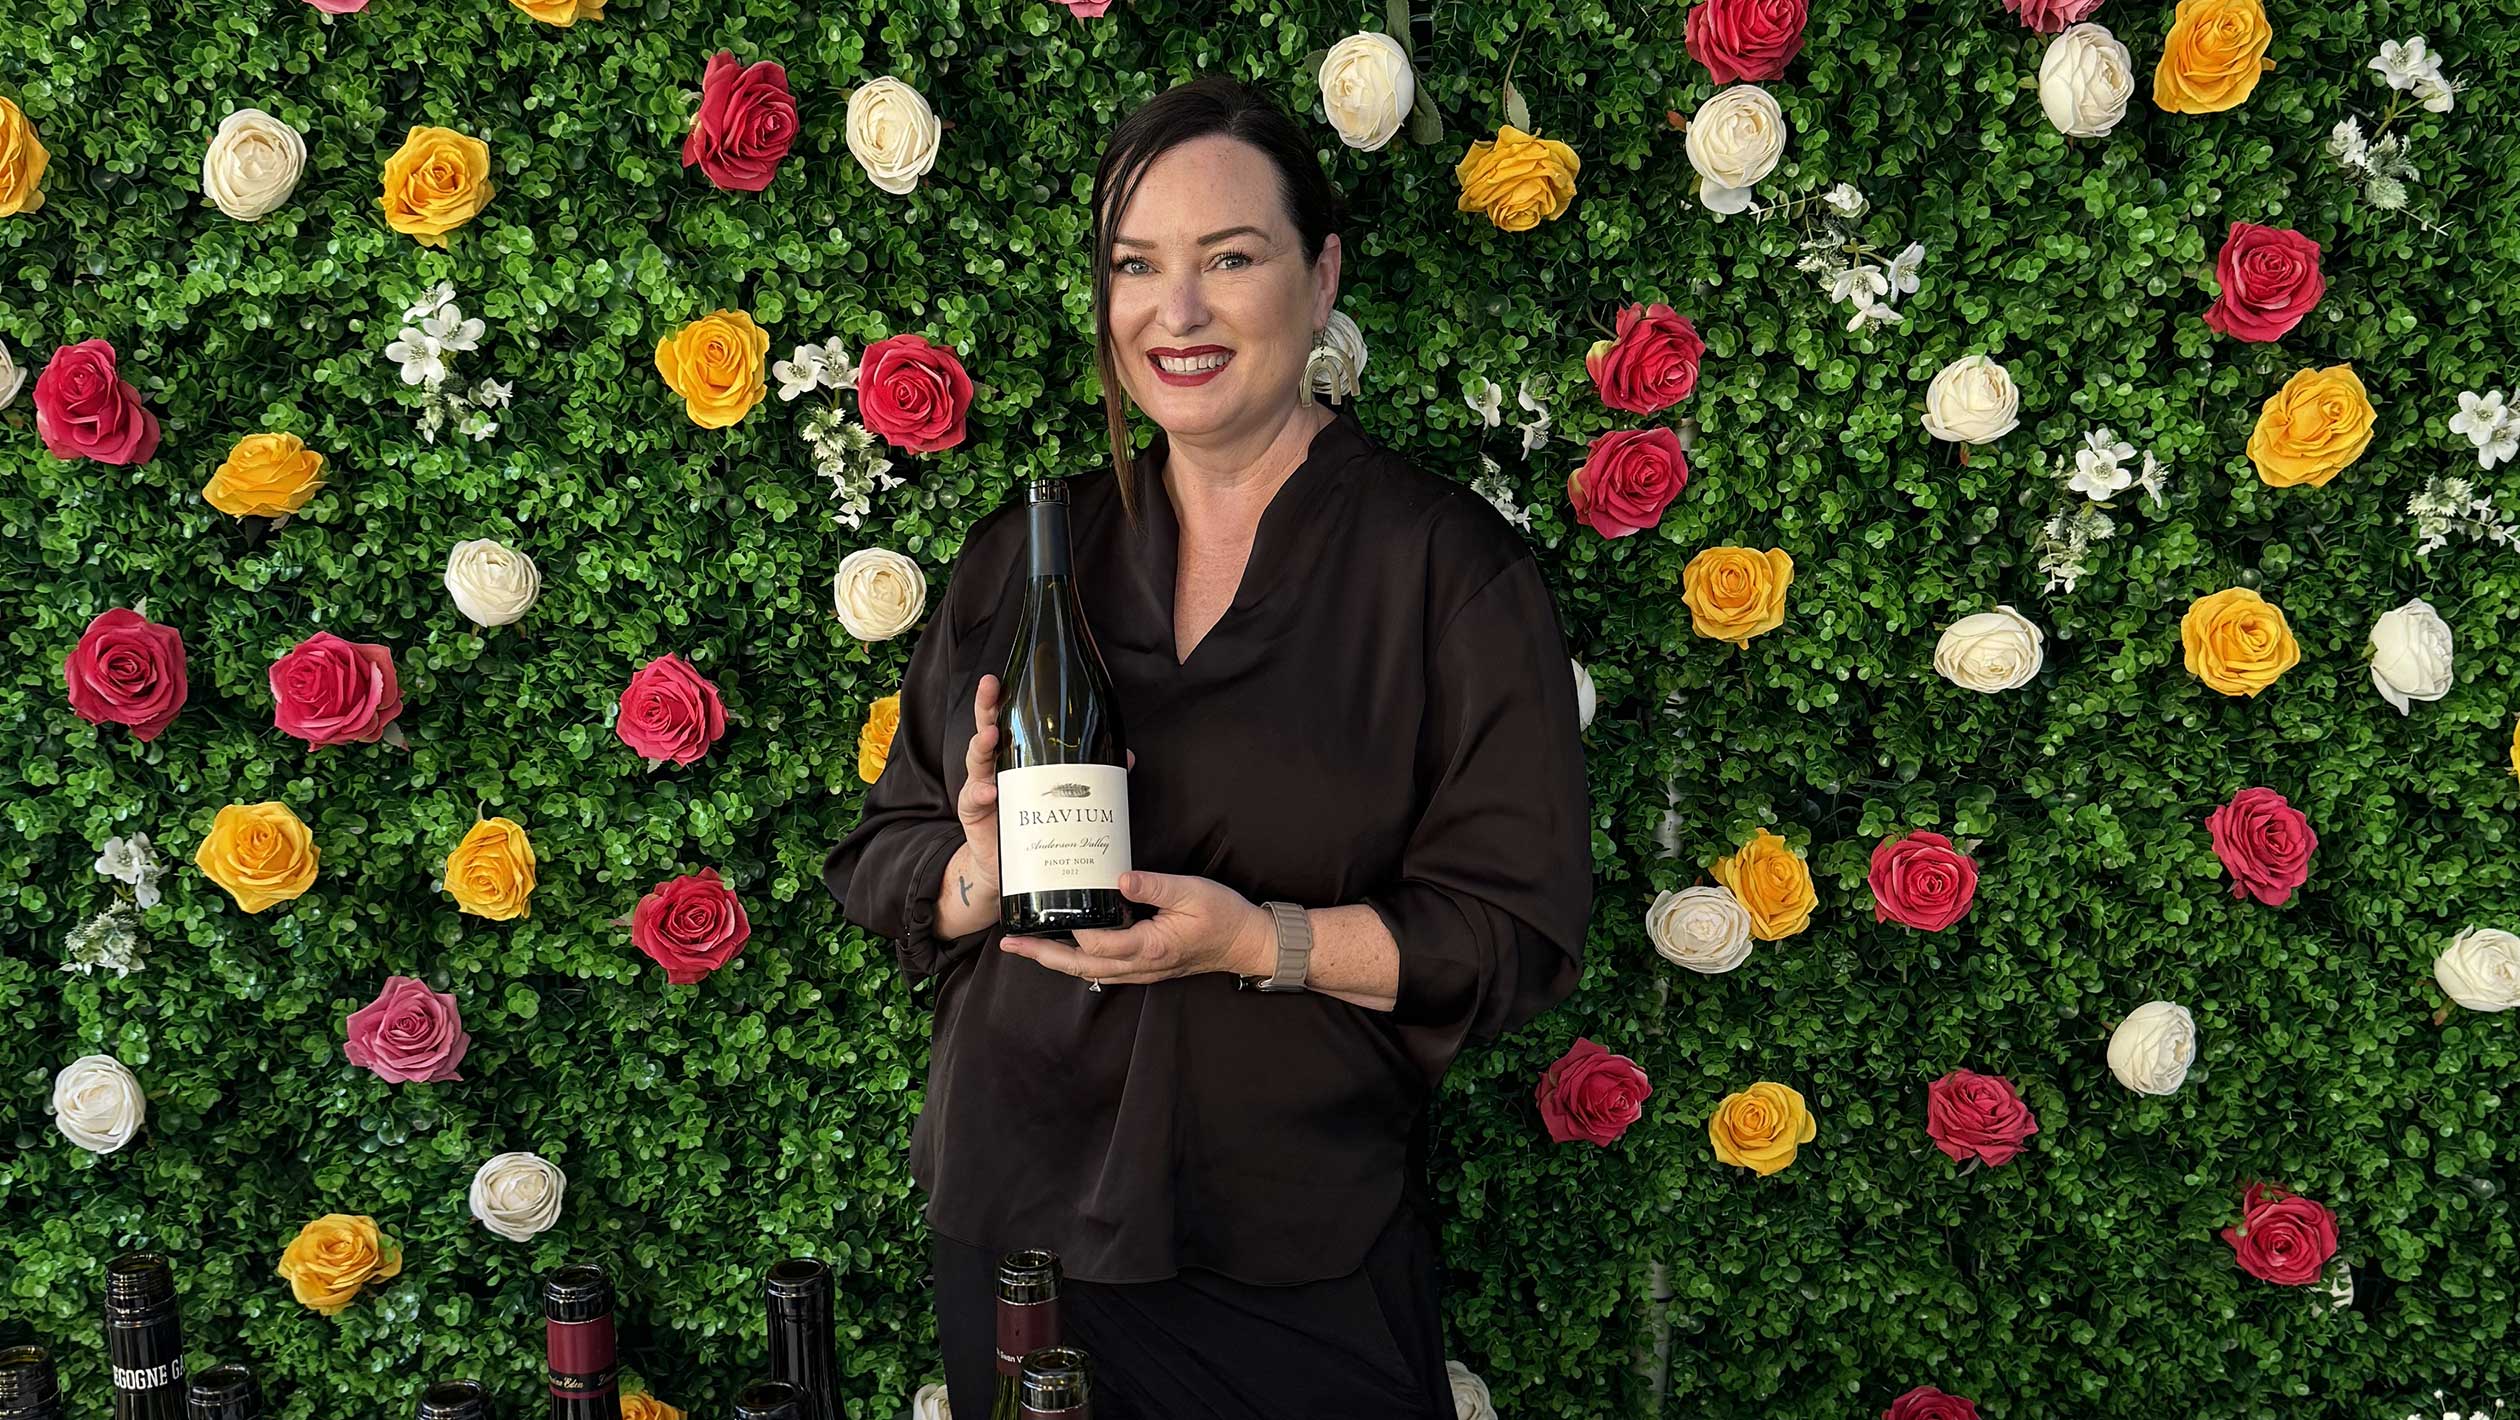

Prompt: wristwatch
xmin=1234 ymin=901 xmax=1314 ymax=993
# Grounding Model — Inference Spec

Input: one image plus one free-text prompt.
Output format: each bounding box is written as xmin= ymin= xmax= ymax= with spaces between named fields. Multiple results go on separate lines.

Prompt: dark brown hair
xmin=1089 ymin=75 xmax=1349 ymax=528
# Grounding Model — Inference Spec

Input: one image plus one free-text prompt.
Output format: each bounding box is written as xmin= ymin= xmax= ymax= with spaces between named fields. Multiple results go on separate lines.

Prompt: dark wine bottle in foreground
xmin=987 ymin=1251 xmax=1062 ymax=1420
xmin=730 ymin=1380 xmax=804 ymax=1420
xmin=997 ymin=478 xmax=1133 ymax=939
xmin=1016 ymin=1347 xmax=1091 ymax=1420
xmin=185 ymin=1362 xmax=262 ymax=1419
xmin=541 ymin=1265 xmax=622 ymax=1420
xmin=105 ymin=1253 xmax=187 ymax=1420
xmin=760 ymin=1260 xmax=837 ymax=1420
xmin=415 ymin=1378 xmax=494 ymax=1420
xmin=0 ymin=1344 xmax=64 ymax=1420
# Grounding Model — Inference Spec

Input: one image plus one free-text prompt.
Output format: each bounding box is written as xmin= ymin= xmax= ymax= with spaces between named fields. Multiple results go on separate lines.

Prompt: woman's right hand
xmin=958 ymin=673 xmax=1134 ymax=895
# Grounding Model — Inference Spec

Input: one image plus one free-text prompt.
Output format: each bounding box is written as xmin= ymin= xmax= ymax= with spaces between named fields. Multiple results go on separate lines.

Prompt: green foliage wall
xmin=5 ymin=0 xmax=2519 ymax=1417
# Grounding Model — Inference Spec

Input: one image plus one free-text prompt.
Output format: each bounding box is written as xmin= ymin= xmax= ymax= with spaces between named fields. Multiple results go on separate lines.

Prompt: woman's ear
xmin=1314 ymin=232 xmax=1343 ymax=326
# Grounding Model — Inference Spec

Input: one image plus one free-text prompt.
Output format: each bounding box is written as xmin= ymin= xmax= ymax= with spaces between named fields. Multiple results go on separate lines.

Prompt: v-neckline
xmin=1136 ymin=407 xmax=1357 ymax=670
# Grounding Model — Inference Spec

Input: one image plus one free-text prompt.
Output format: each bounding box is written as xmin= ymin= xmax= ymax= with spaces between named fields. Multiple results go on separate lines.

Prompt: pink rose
xmin=2000 ymin=0 xmax=2103 ymax=33
xmin=631 ymin=868 xmax=752 ymax=984
xmin=302 ymin=0 xmax=369 ymax=12
xmin=2206 ymin=787 xmax=2316 ymax=906
xmin=270 ymin=632 xmax=405 ymax=747
xmin=1923 ymin=1069 xmax=2039 ymax=1167
xmin=1567 ymin=427 xmax=1688 ymax=539
xmin=1585 ymin=302 xmax=1706 ymax=415
xmin=1869 ymin=830 xmax=1979 ymax=932
xmin=1535 ymin=1037 xmax=1652 ymax=1146
xmin=1884 ymin=1387 xmax=1980 ymax=1420
xmin=344 ymin=976 xmax=470 ymax=1083
xmin=2220 ymin=1182 xmax=2340 ymax=1286
xmin=1049 ymin=0 xmax=1114 ymax=15
xmin=65 ymin=608 xmax=189 ymax=742
xmin=2202 ymin=223 xmax=2326 ymax=343
xmin=1683 ymin=0 xmax=1810 ymax=85
xmin=33 ymin=340 xmax=162 ymax=467
xmin=616 ymin=652 xmax=728 ymax=765
xmin=856 ymin=333 xmax=974 ymax=454
xmin=682 ymin=51 xmax=799 ymax=193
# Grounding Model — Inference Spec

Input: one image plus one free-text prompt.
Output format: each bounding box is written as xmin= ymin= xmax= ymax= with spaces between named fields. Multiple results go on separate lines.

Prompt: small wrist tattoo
xmin=956 ymin=874 xmax=972 ymax=907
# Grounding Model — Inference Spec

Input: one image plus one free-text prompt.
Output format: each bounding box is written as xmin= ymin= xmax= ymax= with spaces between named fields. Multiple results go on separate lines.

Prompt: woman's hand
xmin=960 ymin=671 xmax=1132 ymax=895
xmin=1000 ymin=871 xmax=1271 ymax=987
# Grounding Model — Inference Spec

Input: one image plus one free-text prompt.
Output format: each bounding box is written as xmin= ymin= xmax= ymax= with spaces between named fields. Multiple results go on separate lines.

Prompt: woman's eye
xmin=1113 ymin=252 xmax=1252 ymax=275
xmin=1214 ymin=251 xmax=1252 ymax=270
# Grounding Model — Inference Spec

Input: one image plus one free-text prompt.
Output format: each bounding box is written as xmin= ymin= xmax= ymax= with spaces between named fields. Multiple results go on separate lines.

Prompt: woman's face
xmin=1104 ymin=133 xmax=1340 ymax=443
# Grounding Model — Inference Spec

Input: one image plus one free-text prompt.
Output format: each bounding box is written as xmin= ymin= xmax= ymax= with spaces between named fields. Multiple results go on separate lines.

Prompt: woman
xmin=822 ymin=76 xmax=1592 ymax=1420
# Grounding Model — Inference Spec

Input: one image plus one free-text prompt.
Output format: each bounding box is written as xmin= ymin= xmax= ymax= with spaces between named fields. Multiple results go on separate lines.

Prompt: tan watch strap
xmin=1255 ymin=900 xmax=1313 ymax=992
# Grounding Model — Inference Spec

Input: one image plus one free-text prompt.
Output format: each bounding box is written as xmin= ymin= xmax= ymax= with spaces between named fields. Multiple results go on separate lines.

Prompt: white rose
xmin=202 ymin=108 xmax=307 ymax=222
xmin=0 ymin=336 xmax=25 ymax=410
xmin=1684 ymin=85 xmax=1787 ymax=215
xmin=1307 ymin=309 xmax=1368 ymax=404
xmin=1934 ymin=606 xmax=2045 ymax=693
xmin=911 ymin=1382 xmax=952 ymax=1420
xmin=832 ymin=548 xmax=929 ymax=642
xmin=468 ymin=1151 xmax=567 ymax=1242
xmin=2367 ymin=597 xmax=2453 ymax=714
xmin=1570 ymin=658 xmax=1595 ymax=731
xmin=2038 ymin=24 xmax=2136 ymax=139
xmin=2107 ymin=1001 xmax=2197 ymax=1096
xmin=1647 ymin=885 xmax=1754 ymax=975
xmin=445 ymin=538 xmax=543 ymax=628
xmin=53 ymin=1054 xmax=146 ymax=1154
xmin=1445 ymin=1361 xmax=1497 ymax=1420
xmin=845 ymin=78 xmax=941 ymax=197
xmin=1318 ymin=32 xmax=1416 ymax=152
xmin=2434 ymin=926 xmax=2520 ymax=1012
xmin=1920 ymin=354 xmax=2020 ymax=445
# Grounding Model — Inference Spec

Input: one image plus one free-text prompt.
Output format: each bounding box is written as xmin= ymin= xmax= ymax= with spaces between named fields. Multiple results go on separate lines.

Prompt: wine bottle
xmin=0 ymin=1344 xmax=64 ymax=1420
xmin=185 ymin=1363 xmax=262 ymax=1420
xmin=104 ymin=1253 xmax=187 ymax=1420
xmin=414 ymin=1379 xmax=494 ymax=1420
xmin=541 ymin=1265 xmax=623 ymax=1420
xmin=997 ymin=478 xmax=1134 ymax=938
xmin=729 ymin=1380 xmax=804 ymax=1420
xmin=760 ymin=1260 xmax=836 ymax=1420
xmin=1015 ymin=1347 xmax=1090 ymax=1420
xmin=987 ymin=1251 xmax=1062 ymax=1420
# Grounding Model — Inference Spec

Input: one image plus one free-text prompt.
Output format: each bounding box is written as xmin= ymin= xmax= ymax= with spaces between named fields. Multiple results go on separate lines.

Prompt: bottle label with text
xmin=996 ymin=763 xmax=1131 ymax=897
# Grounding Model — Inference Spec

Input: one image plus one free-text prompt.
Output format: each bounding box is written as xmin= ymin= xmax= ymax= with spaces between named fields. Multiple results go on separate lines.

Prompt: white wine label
xmin=996 ymin=762 xmax=1132 ymax=898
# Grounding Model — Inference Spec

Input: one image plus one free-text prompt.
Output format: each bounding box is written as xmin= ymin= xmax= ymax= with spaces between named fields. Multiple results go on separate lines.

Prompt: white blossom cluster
xmin=1784 ymin=185 xmax=1923 ymax=333
xmin=2408 ymin=475 xmax=2520 ymax=558
xmin=2034 ymin=430 xmax=2170 ymax=593
xmin=775 ymin=339 xmax=905 ymax=532
xmin=2448 ymin=390 xmax=2519 ymax=470
xmin=384 ymin=283 xmax=512 ymax=444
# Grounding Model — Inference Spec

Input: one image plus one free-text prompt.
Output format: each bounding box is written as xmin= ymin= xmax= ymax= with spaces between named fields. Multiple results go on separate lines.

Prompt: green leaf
xmin=1503 ymin=75 xmax=1532 ymax=134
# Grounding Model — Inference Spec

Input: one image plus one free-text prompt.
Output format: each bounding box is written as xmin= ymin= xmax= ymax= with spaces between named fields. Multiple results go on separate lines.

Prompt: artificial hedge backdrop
xmin=5 ymin=0 xmax=2519 ymax=1416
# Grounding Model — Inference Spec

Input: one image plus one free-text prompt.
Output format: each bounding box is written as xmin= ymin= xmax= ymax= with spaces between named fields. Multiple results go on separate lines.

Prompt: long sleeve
xmin=1359 ymin=551 xmax=1593 ymax=1086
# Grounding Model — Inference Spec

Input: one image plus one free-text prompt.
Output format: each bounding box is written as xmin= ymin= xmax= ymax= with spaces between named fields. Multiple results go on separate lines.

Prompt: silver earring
xmin=1299 ymin=326 xmax=1337 ymax=406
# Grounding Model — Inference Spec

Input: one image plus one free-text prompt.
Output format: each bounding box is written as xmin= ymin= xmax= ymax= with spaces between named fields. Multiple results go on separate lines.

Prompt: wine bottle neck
xmin=1026 ymin=500 xmax=1072 ymax=581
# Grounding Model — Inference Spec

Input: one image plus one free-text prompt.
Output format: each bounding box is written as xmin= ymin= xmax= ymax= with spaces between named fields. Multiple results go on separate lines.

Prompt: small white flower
xmin=421 ymin=304 xmax=485 ymax=353
xmin=403 ymin=282 xmax=458 ymax=323
xmin=1462 ymin=373 xmax=1505 ymax=428
xmin=2328 ymin=118 xmax=2371 ymax=170
xmin=54 ymin=1054 xmax=147 ymax=1153
xmin=2135 ymin=450 xmax=2171 ymax=508
xmin=2414 ymin=70 xmax=2459 ymax=113
xmin=385 ymin=329 xmax=448 ymax=388
xmin=1823 ymin=182 xmax=1866 ymax=217
xmin=469 ymin=1151 xmax=568 ymax=1242
xmin=2450 ymin=390 xmax=2518 ymax=469
xmin=1828 ymin=265 xmax=1889 ymax=308
xmin=2069 ymin=427 xmax=2139 ymax=499
xmin=813 ymin=337 xmax=857 ymax=388
xmin=1885 ymin=242 xmax=1925 ymax=298
xmin=775 ymin=344 xmax=831 ymax=402
xmin=459 ymin=410 xmax=499 ymax=441
xmin=95 ymin=834 xmax=167 ymax=909
xmin=473 ymin=378 xmax=514 ymax=410
xmin=1514 ymin=374 xmax=1551 ymax=456
xmin=2369 ymin=38 xmax=2440 ymax=93
xmin=1846 ymin=292 xmax=1905 ymax=334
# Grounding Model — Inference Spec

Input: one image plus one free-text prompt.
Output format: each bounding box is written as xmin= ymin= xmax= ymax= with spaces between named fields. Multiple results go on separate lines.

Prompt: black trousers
xmin=932 ymin=1203 xmax=1452 ymax=1420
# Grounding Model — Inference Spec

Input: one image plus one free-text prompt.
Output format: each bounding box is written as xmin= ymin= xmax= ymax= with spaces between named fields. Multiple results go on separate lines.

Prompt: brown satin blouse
xmin=820 ymin=402 xmax=1594 ymax=1285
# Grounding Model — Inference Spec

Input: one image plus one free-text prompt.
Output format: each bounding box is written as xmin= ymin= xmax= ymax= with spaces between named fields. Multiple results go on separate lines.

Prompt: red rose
xmin=1567 ymin=427 xmax=1688 ymax=539
xmin=2202 ymin=223 xmax=2325 ymax=343
xmin=1586 ymin=303 xmax=1706 ymax=414
xmin=856 ymin=333 xmax=974 ymax=454
xmin=631 ymin=868 xmax=752 ymax=984
xmin=1869 ymin=830 xmax=1979 ymax=931
xmin=34 ymin=339 xmax=161 ymax=467
xmin=2001 ymin=0 xmax=2102 ymax=33
xmin=270 ymin=631 xmax=404 ymax=747
xmin=681 ymin=51 xmax=798 ymax=193
xmin=1884 ymin=1386 xmax=1980 ymax=1420
xmin=2219 ymin=1182 xmax=2340 ymax=1286
xmin=617 ymin=652 xmax=728 ymax=765
xmin=1535 ymin=1037 xmax=1652 ymax=1146
xmin=65 ymin=608 xmax=189 ymax=742
xmin=1923 ymin=1068 xmax=2040 ymax=1167
xmin=1683 ymin=0 xmax=1810 ymax=84
xmin=2206 ymin=787 xmax=2315 ymax=906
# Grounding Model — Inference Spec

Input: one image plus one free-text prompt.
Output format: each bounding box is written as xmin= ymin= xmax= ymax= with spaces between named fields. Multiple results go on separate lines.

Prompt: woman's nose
xmin=1160 ymin=272 xmax=1211 ymax=330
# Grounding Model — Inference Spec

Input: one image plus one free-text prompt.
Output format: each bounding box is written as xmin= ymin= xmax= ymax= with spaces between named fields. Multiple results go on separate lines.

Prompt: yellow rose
xmin=621 ymin=1395 xmax=685 ymax=1420
xmin=509 ymin=0 xmax=605 ymax=24
xmin=2246 ymin=365 xmax=2375 ymax=489
xmin=195 ymin=802 xmax=320 ymax=914
xmin=276 ymin=1214 xmax=402 ymax=1315
xmin=2153 ymin=0 xmax=2274 ymax=115
xmin=1682 ymin=547 xmax=1794 ymax=647
xmin=1709 ymin=828 xmax=1816 ymax=940
xmin=444 ymin=816 xmax=537 ymax=921
xmin=655 ymin=310 xmax=770 ymax=429
xmin=380 ymin=125 xmax=493 ymax=247
xmin=1708 ymin=1081 xmax=1818 ymax=1176
xmin=0 ymin=95 xmax=49 ymax=218
xmin=2180 ymin=587 xmax=2300 ymax=696
xmin=203 ymin=433 xmax=327 ymax=519
xmin=1453 ymin=125 xmax=1579 ymax=233
xmin=857 ymin=692 xmax=902 ymax=784
xmin=2510 ymin=715 xmax=2519 ymax=784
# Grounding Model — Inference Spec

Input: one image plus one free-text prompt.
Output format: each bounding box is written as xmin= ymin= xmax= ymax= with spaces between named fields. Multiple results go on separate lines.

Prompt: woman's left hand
xmin=1000 ymin=870 xmax=1269 ymax=987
